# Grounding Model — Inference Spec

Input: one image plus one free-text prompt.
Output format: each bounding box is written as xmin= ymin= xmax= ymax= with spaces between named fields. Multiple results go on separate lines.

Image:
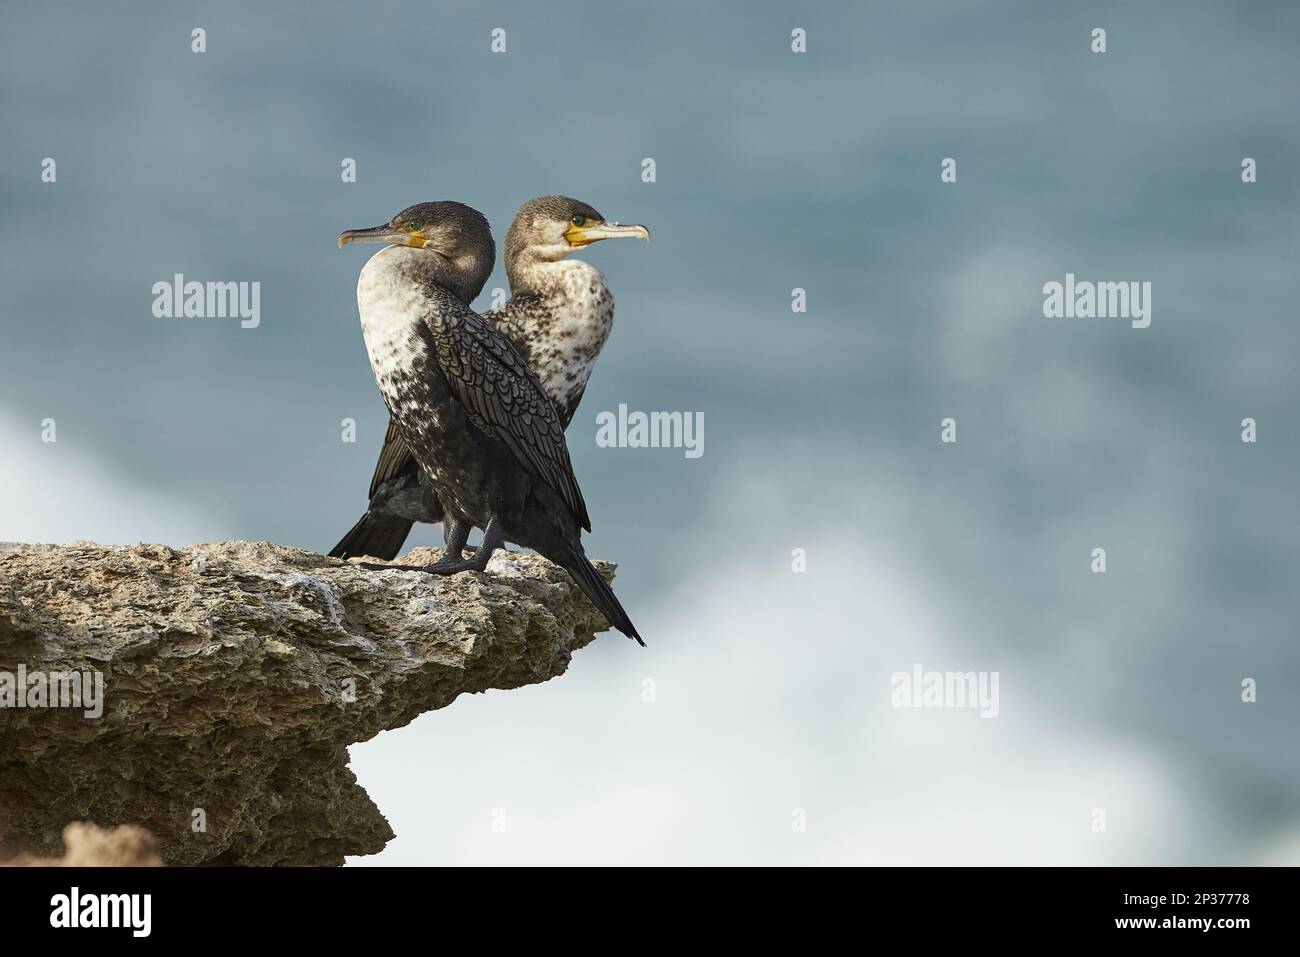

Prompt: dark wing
xmin=427 ymin=300 xmax=591 ymax=531
xmin=368 ymin=417 xmax=419 ymax=500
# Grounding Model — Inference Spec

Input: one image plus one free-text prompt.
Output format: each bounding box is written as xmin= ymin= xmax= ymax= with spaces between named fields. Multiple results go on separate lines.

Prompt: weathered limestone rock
xmin=0 ymin=541 xmax=615 ymax=865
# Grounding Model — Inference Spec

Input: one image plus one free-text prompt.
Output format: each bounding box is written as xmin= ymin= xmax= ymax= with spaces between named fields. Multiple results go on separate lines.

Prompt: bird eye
xmin=571 ymin=216 xmax=585 ymax=226
xmin=407 ymin=220 xmax=421 ymax=230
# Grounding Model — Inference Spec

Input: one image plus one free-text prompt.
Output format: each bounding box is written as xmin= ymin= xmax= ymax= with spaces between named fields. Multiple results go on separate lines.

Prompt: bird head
xmin=505 ymin=195 xmax=650 ymax=267
xmin=339 ymin=201 xmax=496 ymax=302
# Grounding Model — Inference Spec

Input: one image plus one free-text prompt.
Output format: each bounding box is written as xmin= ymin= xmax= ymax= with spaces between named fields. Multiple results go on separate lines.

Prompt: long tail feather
xmin=328 ymin=511 xmax=414 ymax=561
xmin=557 ymin=549 xmax=644 ymax=646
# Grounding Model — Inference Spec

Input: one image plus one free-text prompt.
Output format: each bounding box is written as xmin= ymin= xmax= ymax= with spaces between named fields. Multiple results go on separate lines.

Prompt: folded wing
xmin=427 ymin=301 xmax=592 ymax=532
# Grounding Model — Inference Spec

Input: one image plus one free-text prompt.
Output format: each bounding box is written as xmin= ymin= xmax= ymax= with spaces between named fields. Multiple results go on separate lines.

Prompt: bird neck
xmin=506 ymin=253 xmax=602 ymax=298
xmin=382 ymin=244 xmax=491 ymax=305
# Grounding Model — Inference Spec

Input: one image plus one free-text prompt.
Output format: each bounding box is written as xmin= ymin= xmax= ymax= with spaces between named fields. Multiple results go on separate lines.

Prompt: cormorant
xmin=329 ymin=196 xmax=648 ymax=562
xmin=337 ymin=201 xmax=642 ymax=644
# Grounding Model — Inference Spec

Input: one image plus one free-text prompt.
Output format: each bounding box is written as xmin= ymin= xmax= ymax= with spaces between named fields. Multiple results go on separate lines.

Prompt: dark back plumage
xmin=423 ymin=289 xmax=591 ymax=531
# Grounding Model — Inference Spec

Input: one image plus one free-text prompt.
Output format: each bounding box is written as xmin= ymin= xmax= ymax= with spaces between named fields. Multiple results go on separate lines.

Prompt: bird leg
xmin=354 ymin=519 xmax=499 ymax=575
xmin=434 ymin=518 xmax=471 ymax=565
xmin=421 ymin=516 xmax=502 ymax=575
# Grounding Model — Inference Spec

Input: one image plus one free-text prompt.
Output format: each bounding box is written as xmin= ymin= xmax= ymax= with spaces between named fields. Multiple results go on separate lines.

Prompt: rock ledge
xmin=0 ymin=541 xmax=613 ymax=865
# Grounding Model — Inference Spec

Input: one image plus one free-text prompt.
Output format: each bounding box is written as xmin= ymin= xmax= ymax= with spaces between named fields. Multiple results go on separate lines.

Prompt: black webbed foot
xmin=358 ymin=516 xmax=503 ymax=577
xmin=422 ymin=515 xmax=502 ymax=576
xmin=424 ymin=549 xmax=475 ymax=572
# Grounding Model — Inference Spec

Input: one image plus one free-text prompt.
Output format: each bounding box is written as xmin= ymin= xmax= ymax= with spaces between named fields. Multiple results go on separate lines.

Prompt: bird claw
xmin=421 ymin=557 xmax=491 ymax=575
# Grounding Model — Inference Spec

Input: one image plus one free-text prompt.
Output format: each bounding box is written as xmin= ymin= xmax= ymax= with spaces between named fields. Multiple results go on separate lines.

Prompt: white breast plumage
xmin=537 ymin=260 xmax=613 ymax=407
xmin=356 ymin=247 xmax=431 ymax=396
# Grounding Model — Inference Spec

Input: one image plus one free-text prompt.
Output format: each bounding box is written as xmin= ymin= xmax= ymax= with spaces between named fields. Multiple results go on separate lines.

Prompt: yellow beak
xmin=338 ymin=225 xmax=429 ymax=249
xmin=564 ymin=221 xmax=651 ymax=248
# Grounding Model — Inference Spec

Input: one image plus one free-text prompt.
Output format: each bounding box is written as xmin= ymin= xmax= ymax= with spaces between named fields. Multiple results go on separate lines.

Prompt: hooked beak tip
xmin=610 ymin=223 xmax=651 ymax=241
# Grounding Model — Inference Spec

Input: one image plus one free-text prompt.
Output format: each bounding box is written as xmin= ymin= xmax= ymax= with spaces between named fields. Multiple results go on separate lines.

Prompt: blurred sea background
xmin=2 ymin=1 xmax=1297 ymax=864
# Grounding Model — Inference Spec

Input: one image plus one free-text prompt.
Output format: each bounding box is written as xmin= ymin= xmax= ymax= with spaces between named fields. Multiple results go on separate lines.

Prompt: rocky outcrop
xmin=0 ymin=541 xmax=616 ymax=865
